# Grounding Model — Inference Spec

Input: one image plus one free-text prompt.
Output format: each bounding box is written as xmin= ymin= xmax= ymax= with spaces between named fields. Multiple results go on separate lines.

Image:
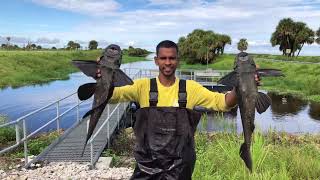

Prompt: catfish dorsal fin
xmin=218 ymin=71 xmax=237 ymax=87
xmin=255 ymin=92 xmax=271 ymax=114
xmin=78 ymin=83 xmax=96 ymax=101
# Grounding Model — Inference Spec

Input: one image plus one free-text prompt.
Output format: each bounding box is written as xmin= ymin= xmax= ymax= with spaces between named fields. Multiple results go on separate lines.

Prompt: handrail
xmin=0 ymin=92 xmax=77 ymax=128
xmin=0 ymin=90 xmax=90 ymax=166
xmin=88 ymin=103 xmax=122 ymax=144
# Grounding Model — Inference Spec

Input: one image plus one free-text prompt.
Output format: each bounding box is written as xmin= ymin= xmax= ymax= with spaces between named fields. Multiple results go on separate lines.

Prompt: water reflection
xmin=268 ymin=93 xmax=308 ymax=115
xmin=309 ymin=102 xmax=320 ymax=121
xmin=201 ymin=92 xmax=320 ymax=134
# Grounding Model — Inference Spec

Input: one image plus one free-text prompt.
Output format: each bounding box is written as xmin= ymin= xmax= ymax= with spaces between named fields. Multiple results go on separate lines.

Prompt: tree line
xmin=122 ymin=46 xmax=150 ymax=56
xmin=271 ymin=18 xmax=320 ymax=57
xmin=0 ymin=39 xmax=150 ymax=56
xmin=178 ymin=29 xmax=231 ymax=64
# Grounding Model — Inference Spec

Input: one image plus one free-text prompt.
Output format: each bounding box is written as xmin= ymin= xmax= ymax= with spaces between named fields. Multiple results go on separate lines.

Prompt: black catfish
xmin=218 ymin=52 xmax=283 ymax=172
xmin=72 ymin=44 xmax=133 ymax=156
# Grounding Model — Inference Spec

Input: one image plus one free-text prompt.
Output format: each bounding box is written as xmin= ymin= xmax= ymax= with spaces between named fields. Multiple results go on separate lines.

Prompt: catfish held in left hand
xmin=218 ymin=52 xmax=284 ymax=172
xmin=72 ymin=44 xmax=133 ymax=156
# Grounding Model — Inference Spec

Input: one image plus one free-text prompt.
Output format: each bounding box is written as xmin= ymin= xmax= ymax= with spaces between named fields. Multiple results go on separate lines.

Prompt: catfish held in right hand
xmin=218 ymin=52 xmax=284 ymax=172
xmin=72 ymin=44 xmax=133 ymax=156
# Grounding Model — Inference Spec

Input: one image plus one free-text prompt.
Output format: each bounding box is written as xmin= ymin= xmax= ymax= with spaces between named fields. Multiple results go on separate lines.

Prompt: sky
xmin=0 ymin=0 xmax=320 ymax=55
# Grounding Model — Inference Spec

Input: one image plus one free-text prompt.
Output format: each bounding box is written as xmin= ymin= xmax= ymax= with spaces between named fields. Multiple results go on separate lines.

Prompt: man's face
xmin=155 ymin=47 xmax=179 ymax=77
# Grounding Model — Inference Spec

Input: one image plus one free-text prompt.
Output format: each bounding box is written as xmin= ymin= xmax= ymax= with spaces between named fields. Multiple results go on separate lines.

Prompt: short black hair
xmin=156 ymin=40 xmax=178 ymax=56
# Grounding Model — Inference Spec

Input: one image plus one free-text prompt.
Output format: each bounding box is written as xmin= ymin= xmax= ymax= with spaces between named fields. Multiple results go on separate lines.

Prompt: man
xmin=97 ymin=40 xmax=258 ymax=179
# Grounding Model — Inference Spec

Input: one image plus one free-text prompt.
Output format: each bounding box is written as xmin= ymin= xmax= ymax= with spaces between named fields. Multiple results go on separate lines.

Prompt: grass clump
xmin=101 ymin=128 xmax=135 ymax=168
xmin=193 ymin=131 xmax=320 ymax=179
xmin=254 ymin=54 xmax=320 ymax=63
xmin=0 ymin=115 xmax=16 ymax=145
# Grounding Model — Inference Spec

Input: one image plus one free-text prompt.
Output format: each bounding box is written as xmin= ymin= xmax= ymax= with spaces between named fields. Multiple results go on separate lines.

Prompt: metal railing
xmin=122 ymin=68 xmax=231 ymax=84
xmin=0 ymin=92 xmax=89 ymax=165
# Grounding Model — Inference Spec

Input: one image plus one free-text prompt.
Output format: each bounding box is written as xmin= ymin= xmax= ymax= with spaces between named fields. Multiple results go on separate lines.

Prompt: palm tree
xmin=88 ymin=40 xmax=98 ymax=50
xmin=295 ymin=24 xmax=314 ymax=57
xmin=237 ymin=38 xmax=248 ymax=52
xmin=271 ymin=18 xmax=315 ymax=57
xmin=178 ymin=29 xmax=232 ymax=64
xmin=270 ymin=18 xmax=295 ymax=56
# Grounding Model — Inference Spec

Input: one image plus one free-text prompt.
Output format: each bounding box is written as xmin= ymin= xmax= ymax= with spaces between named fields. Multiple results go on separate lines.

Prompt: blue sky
xmin=0 ymin=0 xmax=320 ymax=55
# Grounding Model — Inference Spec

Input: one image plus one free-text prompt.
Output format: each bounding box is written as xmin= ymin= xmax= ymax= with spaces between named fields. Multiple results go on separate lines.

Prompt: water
xmin=200 ymin=92 xmax=320 ymax=134
xmin=0 ymin=54 xmax=319 ymax=134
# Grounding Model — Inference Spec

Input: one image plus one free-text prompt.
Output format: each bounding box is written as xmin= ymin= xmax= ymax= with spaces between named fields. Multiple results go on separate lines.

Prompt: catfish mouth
xmin=105 ymin=44 xmax=121 ymax=58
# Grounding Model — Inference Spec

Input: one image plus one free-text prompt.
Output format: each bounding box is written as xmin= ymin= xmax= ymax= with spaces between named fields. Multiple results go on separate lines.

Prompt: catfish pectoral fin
xmin=218 ymin=71 xmax=237 ymax=87
xmin=78 ymin=83 xmax=96 ymax=100
xmin=113 ymin=69 xmax=134 ymax=87
xmin=240 ymin=143 xmax=253 ymax=172
xmin=72 ymin=60 xmax=98 ymax=78
xmin=257 ymin=69 xmax=284 ymax=77
xmin=256 ymin=92 xmax=271 ymax=114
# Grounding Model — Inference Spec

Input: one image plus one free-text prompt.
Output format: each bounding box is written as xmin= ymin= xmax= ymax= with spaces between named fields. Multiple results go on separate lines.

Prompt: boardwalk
xmin=28 ymin=103 xmax=129 ymax=167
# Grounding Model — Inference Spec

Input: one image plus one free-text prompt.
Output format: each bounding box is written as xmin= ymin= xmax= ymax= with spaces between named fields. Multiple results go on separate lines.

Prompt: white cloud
xmin=35 ymin=37 xmax=60 ymax=44
xmin=10 ymin=0 xmax=320 ymax=54
xmin=31 ymin=0 xmax=120 ymax=16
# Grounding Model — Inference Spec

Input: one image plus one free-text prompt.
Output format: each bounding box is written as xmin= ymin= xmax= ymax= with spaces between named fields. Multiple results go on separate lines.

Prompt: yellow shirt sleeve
xmin=186 ymin=80 xmax=230 ymax=112
xmin=109 ymin=78 xmax=150 ymax=107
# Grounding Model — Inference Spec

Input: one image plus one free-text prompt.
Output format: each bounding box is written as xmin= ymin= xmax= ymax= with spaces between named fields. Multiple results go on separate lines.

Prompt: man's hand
xmin=255 ymin=74 xmax=261 ymax=86
xmin=95 ymin=56 xmax=102 ymax=79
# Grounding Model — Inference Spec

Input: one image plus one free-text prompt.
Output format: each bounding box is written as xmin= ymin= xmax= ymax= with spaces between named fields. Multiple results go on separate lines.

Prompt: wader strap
xmin=178 ymin=79 xmax=187 ymax=108
xmin=149 ymin=78 xmax=187 ymax=107
xmin=149 ymin=78 xmax=158 ymax=107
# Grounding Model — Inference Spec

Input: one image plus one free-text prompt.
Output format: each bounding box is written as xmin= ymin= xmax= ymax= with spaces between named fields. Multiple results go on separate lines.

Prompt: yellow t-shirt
xmin=110 ymin=78 xmax=230 ymax=112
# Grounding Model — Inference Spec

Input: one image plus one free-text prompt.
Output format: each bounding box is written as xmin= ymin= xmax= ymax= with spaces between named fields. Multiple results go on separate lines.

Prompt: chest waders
xmin=130 ymin=78 xmax=201 ymax=180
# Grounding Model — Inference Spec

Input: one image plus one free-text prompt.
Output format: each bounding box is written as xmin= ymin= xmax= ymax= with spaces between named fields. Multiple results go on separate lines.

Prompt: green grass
xmin=0 ymin=115 xmax=16 ymax=145
xmin=179 ymin=54 xmax=320 ymax=102
xmin=253 ymin=54 xmax=320 ymax=63
xmin=0 ymin=50 xmax=148 ymax=88
xmin=193 ymin=131 xmax=320 ymax=179
xmin=5 ymin=131 xmax=62 ymax=159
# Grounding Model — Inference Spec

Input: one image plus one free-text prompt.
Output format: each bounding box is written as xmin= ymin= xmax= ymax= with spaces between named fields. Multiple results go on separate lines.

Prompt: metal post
xmin=107 ymin=104 xmax=110 ymax=118
xmin=77 ymin=98 xmax=80 ymax=122
xmin=117 ymin=105 xmax=120 ymax=130
xmin=23 ymin=119 xmax=28 ymax=165
xmin=107 ymin=120 xmax=110 ymax=148
xmin=87 ymin=119 xmax=89 ymax=133
xmin=15 ymin=123 xmax=20 ymax=144
xmin=56 ymin=101 xmax=60 ymax=132
xmin=90 ymin=142 xmax=93 ymax=166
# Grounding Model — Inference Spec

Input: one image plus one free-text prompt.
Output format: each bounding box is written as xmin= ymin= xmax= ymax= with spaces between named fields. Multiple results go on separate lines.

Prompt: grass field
xmin=0 ymin=50 xmax=147 ymax=88
xmin=253 ymin=54 xmax=320 ymax=63
xmin=193 ymin=132 xmax=320 ymax=179
xmin=179 ymin=54 xmax=320 ymax=102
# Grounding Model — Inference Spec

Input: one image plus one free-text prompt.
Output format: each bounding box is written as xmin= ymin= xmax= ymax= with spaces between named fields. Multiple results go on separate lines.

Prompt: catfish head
xmin=100 ymin=44 xmax=122 ymax=68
